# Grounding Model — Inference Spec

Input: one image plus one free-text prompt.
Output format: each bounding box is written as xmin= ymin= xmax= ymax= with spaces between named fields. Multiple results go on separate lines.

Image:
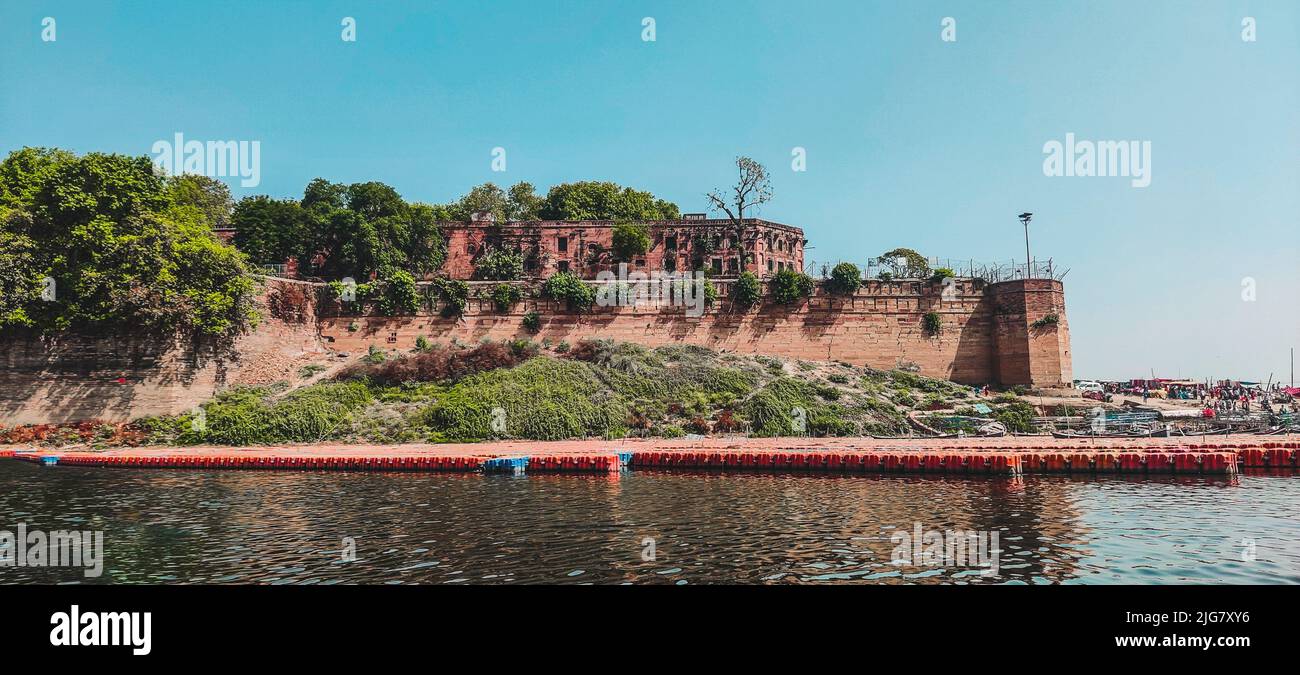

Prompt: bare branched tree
xmin=706 ymin=156 xmax=772 ymax=275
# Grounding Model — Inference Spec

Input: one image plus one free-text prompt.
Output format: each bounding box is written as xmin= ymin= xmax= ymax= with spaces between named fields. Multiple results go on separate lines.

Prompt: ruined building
xmin=436 ymin=213 xmax=804 ymax=280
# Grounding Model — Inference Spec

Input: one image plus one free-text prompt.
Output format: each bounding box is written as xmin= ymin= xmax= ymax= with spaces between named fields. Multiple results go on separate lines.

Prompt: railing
xmin=804 ymin=257 xmax=1068 ymax=284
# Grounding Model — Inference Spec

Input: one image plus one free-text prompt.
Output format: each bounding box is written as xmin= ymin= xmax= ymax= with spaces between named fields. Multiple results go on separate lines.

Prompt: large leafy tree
xmin=231 ymin=196 xmax=312 ymax=267
xmin=168 ymin=173 xmax=234 ymax=228
xmin=442 ymin=181 xmax=546 ymax=222
xmin=0 ymin=148 xmax=256 ymax=336
xmin=0 ymin=228 xmax=40 ymax=328
xmin=506 ymin=181 xmax=545 ymax=220
xmin=0 ymin=147 xmax=75 ymax=208
xmin=878 ymin=247 xmax=930 ymax=278
xmin=539 ymin=181 xmax=679 ymax=221
xmin=445 ymin=182 xmax=510 ymax=221
xmin=611 ymin=222 xmax=651 ymax=261
xmin=232 ymin=178 xmax=448 ymax=281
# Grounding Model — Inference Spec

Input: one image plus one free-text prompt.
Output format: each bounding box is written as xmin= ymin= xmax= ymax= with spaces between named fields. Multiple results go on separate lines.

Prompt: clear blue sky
xmin=2 ymin=1 xmax=1297 ymax=382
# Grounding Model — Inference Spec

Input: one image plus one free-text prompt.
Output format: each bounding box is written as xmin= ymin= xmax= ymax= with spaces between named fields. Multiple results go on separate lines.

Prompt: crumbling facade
xmin=440 ymin=214 xmax=805 ymax=280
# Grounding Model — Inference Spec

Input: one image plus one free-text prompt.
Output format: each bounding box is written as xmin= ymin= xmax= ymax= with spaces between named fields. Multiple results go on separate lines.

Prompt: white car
xmin=1076 ymin=381 xmax=1104 ymax=394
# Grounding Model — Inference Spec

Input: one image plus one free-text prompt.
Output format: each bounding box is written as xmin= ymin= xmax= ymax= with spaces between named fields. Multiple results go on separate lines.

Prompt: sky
xmin=1 ymin=0 xmax=1297 ymax=382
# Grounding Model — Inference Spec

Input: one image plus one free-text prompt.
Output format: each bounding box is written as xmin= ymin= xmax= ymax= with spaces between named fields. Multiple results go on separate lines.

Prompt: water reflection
xmin=1 ymin=461 xmax=1296 ymax=584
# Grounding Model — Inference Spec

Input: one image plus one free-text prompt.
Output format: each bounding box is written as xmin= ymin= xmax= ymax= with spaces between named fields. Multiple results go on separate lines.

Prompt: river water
xmin=2 ymin=460 xmax=1297 ymax=584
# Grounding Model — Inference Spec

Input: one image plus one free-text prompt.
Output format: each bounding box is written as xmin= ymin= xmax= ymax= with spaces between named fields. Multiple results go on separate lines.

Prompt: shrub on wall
xmin=931 ymin=267 xmax=955 ymax=282
xmin=690 ymin=232 xmax=719 ymax=270
xmin=733 ymin=272 xmax=761 ymax=309
xmin=827 ymin=262 xmax=862 ymax=295
xmin=431 ymin=277 xmax=469 ymax=318
xmin=770 ymin=269 xmax=814 ymax=304
xmin=1031 ymin=312 xmax=1060 ymax=329
xmin=700 ymin=278 xmax=718 ymax=306
xmin=671 ymin=276 xmax=718 ymax=307
xmin=474 ymin=247 xmax=525 ymax=281
xmin=491 ymin=283 xmax=521 ymax=312
xmin=522 ymin=311 xmax=541 ymax=332
xmin=375 ymin=269 xmax=421 ymax=316
xmin=542 ymin=271 xmax=595 ymax=312
xmin=922 ymin=311 xmax=942 ymax=335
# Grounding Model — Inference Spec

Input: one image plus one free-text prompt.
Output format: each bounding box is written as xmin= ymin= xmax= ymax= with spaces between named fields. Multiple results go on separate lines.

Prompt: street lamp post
xmin=1018 ymin=212 xmax=1033 ymax=277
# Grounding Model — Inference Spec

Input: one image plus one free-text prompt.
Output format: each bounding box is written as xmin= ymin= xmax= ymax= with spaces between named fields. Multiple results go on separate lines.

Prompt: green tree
xmin=878 ymin=247 xmax=930 ymax=279
xmin=539 ymin=181 xmax=679 ymax=220
xmin=446 ymin=182 xmax=510 ymax=221
xmin=611 ymin=222 xmax=651 ymax=261
xmin=543 ymin=271 xmax=596 ymax=312
xmin=770 ymin=269 xmax=814 ymax=304
xmin=474 ymin=246 xmax=525 ymax=280
xmin=0 ymin=229 xmax=40 ymax=328
xmin=0 ymin=149 xmax=256 ymax=336
xmin=733 ymin=271 xmax=762 ymax=309
xmin=375 ymin=269 xmax=422 ymax=315
xmin=231 ymin=196 xmax=312 ymax=267
xmin=0 ymin=147 xmax=75 ymax=208
xmin=168 ymin=174 xmax=234 ymax=228
xmin=827 ymin=262 xmax=862 ymax=295
xmin=506 ymin=182 xmax=545 ymax=220
xmin=291 ymin=178 xmax=445 ymax=280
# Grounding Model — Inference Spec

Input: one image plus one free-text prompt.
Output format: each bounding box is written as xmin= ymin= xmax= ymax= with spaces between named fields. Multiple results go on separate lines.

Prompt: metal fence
xmin=805 ymin=256 xmax=1068 ymax=283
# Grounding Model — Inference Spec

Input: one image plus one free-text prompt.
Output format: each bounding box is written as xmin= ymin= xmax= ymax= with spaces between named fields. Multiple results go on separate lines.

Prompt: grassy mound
xmin=110 ymin=340 xmax=996 ymax=446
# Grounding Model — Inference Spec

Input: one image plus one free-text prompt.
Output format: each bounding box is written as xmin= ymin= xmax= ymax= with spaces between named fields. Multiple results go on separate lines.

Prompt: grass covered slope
xmin=22 ymin=340 xmax=1003 ymax=447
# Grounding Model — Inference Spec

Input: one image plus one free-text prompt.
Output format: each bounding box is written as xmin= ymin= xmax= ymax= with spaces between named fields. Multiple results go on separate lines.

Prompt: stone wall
xmin=320 ymin=278 xmax=1072 ymax=387
xmin=0 ymin=277 xmax=1071 ymax=425
xmin=0 ymin=279 xmax=328 ymax=425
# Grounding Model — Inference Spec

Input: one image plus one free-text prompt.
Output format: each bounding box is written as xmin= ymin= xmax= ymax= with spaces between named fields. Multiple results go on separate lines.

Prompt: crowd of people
xmin=1096 ymin=379 xmax=1298 ymax=421
xmin=1202 ymin=383 xmax=1296 ymax=416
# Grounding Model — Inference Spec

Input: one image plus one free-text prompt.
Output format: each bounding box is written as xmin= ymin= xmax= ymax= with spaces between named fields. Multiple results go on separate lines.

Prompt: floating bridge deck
xmin=5 ymin=439 xmax=1298 ymax=476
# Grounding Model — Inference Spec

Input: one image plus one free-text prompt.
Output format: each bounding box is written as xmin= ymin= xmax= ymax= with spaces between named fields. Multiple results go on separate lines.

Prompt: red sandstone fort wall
xmin=0 ymin=280 xmax=328 ymax=425
xmin=0 ymin=277 xmax=1072 ymax=424
xmin=319 ymin=278 xmax=1071 ymax=387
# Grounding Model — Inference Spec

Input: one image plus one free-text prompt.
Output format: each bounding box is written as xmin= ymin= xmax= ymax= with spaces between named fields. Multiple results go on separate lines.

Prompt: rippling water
xmin=2 ymin=460 xmax=1298 ymax=584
